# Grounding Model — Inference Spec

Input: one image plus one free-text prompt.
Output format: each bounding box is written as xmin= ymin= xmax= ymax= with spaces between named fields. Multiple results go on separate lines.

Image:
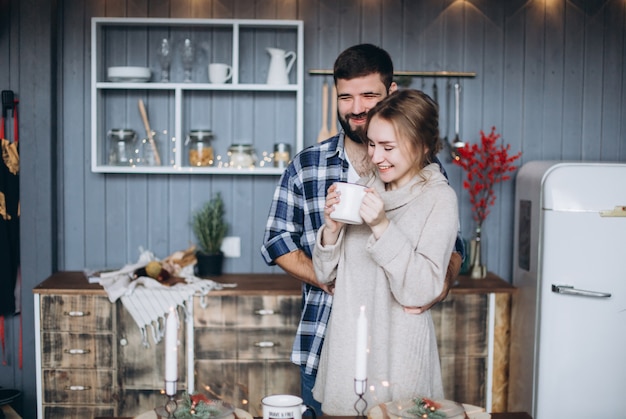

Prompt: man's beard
xmin=338 ymin=112 xmax=368 ymax=144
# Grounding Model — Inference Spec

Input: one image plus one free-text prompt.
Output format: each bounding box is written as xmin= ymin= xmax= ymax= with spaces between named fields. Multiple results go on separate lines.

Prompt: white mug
xmin=330 ymin=182 xmax=367 ymax=225
xmin=262 ymin=395 xmax=316 ymax=419
xmin=208 ymin=63 xmax=233 ymax=83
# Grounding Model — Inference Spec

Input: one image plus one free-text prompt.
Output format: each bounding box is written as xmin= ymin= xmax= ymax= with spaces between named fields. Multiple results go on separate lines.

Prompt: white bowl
xmin=107 ymin=66 xmax=151 ymax=82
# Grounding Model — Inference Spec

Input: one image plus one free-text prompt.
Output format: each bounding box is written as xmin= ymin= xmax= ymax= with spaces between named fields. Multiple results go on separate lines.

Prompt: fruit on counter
xmin=145 ymin=261 xmax=163 ymax=279
xmin=142 ymin=261 xmax=172 ymax=282
xmin=162 ymin=245 xmax=197 ymax=270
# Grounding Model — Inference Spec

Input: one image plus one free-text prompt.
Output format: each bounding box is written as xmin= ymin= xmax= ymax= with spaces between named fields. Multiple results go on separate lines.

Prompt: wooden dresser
xmin=33 ymin=271 xmax=513 ymax=418
xmin=35 ymin=278 xmax=118 ymax=418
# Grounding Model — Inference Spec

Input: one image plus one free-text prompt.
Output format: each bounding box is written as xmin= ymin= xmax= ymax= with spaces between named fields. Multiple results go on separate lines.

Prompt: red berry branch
xmin=453 ymin=127 xmax=522 ymax=227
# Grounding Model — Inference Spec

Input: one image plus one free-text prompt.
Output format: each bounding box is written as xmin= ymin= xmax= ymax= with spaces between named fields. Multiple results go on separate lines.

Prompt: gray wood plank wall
xmin=58 ymin=0 xmax=626 ymax=279
xmin=1 ymin=0 xmax=625 ymax=416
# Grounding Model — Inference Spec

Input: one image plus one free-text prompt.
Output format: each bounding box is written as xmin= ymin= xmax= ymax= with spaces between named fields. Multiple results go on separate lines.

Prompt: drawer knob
xmin=254 ymin=341 xmax=278 ymax=348
xmin=64 ymin=348 xmax=91 ymax=355
xmin=255 ymin=309 xmax=277 ymax=316
xmin=63 ymin=311 xmax=91 ymax=317
xmin=65 ymin=385 xmax=91 ymax=391
xmin=120 ymin=338 xmax=128 ymax=346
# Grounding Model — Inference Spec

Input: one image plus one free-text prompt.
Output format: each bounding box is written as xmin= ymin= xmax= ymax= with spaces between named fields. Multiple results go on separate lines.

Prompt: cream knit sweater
xmin=312 ymin=163 xmax=459 ymax=415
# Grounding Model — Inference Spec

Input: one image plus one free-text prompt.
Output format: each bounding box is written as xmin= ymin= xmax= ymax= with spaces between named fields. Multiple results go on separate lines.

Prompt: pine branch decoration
xmin=175 ymin=392 xmax=223 ymax=419
xmin=406 ymin=397 xmax=446 ymax=419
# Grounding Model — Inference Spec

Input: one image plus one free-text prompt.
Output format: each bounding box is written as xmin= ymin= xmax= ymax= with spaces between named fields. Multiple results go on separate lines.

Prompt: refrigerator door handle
xmin=551 ymin=284 xmax=612 ymax=298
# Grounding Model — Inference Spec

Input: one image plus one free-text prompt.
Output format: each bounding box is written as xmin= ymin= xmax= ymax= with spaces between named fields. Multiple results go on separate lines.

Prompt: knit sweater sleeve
xmin=366 ymin=186 xmax=459 ymax=307
xmin=313 ymin=224 xmax=345 ymax=285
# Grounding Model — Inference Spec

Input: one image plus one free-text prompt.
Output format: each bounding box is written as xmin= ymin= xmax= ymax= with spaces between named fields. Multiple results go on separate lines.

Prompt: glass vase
xmin=157 ymin=38 xmax=172 ymax=82
xmin=181 ymin=38 xmax=194 ymax=82
xmin=469 ymin=225 xmax=487 ymax=279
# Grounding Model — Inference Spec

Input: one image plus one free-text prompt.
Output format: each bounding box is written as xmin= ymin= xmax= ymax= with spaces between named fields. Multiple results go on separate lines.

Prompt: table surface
xmin=35 ymin=271 xmax=515 ymax=296
xmin=96 ymin=414 xmax=532 ymax=419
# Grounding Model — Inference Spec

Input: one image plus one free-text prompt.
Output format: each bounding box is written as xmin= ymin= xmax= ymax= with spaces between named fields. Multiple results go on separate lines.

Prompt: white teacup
xmin=208 ymin=63 xmax=233 ymax=83
xmin=330 ymin=182 xmax=367 ymax=225
xmin=262 ymin=394 xmax=316 ymax=419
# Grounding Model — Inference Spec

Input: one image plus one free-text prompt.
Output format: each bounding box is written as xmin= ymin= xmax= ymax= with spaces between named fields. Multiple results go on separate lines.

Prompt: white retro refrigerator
xmin=508 ymin=161 xmax=626 ymax=418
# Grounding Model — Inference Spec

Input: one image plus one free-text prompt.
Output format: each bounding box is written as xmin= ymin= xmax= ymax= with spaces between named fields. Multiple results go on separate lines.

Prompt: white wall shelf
xmin=91 ymin=17 xmax=304 ymax=174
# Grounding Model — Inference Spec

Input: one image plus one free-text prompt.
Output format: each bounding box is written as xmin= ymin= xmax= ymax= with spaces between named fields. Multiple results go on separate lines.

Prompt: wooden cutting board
xmin=329 ymin=84 xmax=338 ymax=136
xmin=317 ymin=81 xmax=330 ymax=142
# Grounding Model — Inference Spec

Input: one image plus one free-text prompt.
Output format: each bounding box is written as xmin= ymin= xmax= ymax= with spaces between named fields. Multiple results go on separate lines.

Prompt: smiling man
xmin=261 ymin=44 xmax=463 ymax=416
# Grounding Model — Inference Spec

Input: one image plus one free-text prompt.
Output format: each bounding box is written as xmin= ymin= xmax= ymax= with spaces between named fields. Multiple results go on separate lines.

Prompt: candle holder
xmin=155 ymin=394 xmax=179 ymax=418
xmin=354 ymin=378 xmax=368 ymax=417
xmin=165 ymin=379 xmax=177 ymax=399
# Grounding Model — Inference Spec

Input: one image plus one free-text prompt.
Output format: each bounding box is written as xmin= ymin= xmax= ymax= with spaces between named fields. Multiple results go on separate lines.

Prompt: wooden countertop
xmin=33 ymin=270 xmax=515 ymax=296
xmin=95 ymin=414 xmax=531 ymax=419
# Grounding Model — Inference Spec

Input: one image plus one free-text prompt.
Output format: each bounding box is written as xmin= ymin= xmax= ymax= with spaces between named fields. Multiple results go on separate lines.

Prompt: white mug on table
xmin=262 ymin=394 xmax=316 ymax=419
xmin=208 ymin=63 xmax=233 ymax=83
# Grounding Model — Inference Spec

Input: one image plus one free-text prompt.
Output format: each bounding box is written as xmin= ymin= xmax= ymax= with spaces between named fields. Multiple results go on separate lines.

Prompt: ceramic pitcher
xmin=266 ymin=47 xmax=296 ymax=85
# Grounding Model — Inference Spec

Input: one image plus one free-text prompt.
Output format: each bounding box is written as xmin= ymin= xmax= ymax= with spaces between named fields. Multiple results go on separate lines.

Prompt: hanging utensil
xmin=450 ymin=81 xmax=465 ymax=160
xmin=1 ymin=90 xmax=15 ymax=139
xmin=329 ymin=84 xmax=338 ymax=136
xmin=432 ymin=79 xmax=438 ymax=105
xmin=317 ymin=81 xmax=330 ymax=142
xmin=137 ymin=99 xmax=162 ymax=166
xmin=440 ymin=80 xmax=454 ymax=162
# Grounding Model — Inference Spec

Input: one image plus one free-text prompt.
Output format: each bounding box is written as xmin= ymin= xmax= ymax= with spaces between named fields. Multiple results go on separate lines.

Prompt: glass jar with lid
xmin=187 ymin=129 xmax=215 ymax=166
xmin=108 ymin=128 xmax=137 ymax=166
xmin=273 ymin=142 xmax=291 ymax=168
xmin=228 ymin=144 xmax=257 ymax=168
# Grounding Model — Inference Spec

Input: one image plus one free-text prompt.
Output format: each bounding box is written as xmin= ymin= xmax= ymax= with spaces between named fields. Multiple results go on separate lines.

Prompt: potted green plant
xmin=192 ymin=193 xmax=228 ymax=276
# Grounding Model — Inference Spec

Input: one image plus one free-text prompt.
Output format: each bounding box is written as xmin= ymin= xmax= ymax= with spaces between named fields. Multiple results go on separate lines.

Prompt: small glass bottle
xmin=136 ymin=133 xmax=161 ymax=166
xmin=108 ymin=128 xmax=137 ymax=166
xmin=273 ymin=142 xmax=291 ymax=168
xmin=187 ymin=130 xmax=215 ymax=166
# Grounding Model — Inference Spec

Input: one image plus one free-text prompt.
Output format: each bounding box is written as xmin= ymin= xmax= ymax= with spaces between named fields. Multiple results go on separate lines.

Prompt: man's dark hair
xmin=333 ymin=44 xmax=394 ymax=89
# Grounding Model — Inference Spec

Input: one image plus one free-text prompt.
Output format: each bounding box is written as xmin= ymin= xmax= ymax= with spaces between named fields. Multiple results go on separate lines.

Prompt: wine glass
xmin=181 ymin=38 xmax=194 ymax=82
xmin=157 ymin=38 xmax=172 ymax=82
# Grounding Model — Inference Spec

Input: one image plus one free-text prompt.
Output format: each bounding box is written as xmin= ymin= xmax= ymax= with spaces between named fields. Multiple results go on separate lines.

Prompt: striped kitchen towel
xmin=97 ymin=250 xmax=235 ymax=347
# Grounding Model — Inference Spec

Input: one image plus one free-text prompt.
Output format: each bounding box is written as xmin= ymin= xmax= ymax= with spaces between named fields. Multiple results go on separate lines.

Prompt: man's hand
xmin=403 ymin=251 xmax=463 ymax=314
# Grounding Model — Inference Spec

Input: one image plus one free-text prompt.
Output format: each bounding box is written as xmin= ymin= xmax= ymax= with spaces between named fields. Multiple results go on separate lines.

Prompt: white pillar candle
xmin=355 ymin=305 xmax=368 ymax=381
xmin=165 ymin=307 xmax=178 ymax=396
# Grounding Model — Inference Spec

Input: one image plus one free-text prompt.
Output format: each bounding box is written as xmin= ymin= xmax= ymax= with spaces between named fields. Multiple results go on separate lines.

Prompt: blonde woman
xmin=313 ymin=89 xmax=459 ymax=415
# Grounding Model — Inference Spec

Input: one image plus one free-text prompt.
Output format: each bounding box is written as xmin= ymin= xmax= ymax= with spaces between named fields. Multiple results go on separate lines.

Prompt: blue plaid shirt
xmin=261 ymin=131 xmax=464 ymax=375
xmin=261 ymin=133 xmax=347 ymax=374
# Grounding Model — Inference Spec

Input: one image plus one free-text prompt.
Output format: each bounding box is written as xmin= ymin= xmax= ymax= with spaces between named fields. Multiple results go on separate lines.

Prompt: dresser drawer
xmin=432 ymin=294 xmax=489 ymax=356
xmin=116 ymin=302 xmax=187 ymax=389
xmin=41 ymin=332 xmax=114 ymax=368
xmin=40 ymin=295 xmax=113 ymax=332
xmin=43 ymin=405 xmax=115 ymax=419
xmin=195 ymin=328 xmax=238 ymax=359
xmin=195 ymin=327 xmax=295 ymax=360
xmin=42 ymin=369 xmax=115 ymax=404
xmin=194 ymin=295 xmax=301 ymax=329
xmin=237 ymin=328 xmax=295 ymax=360
xmin=236 ymin=296 xmax=301 ymax=328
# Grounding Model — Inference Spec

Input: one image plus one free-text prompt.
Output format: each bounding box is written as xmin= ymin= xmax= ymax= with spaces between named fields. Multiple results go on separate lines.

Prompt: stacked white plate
xmin=107 ymin=66 xmax=151 ymax=82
